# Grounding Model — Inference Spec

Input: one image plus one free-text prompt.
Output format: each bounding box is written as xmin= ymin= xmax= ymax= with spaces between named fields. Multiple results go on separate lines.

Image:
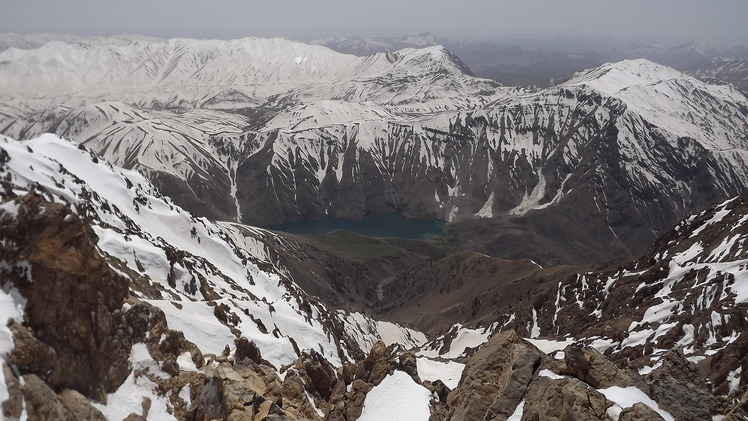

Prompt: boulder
xmin=398 ymin=351 xmax=421 ymax=383
xmin=563 ymin=344 xmax=639 ymax=389
xmin=57 ymin=389 xmax=108 ymax=421
xmin=619 ymin=402 xmax=665 ymax=421
xmin=447 ymin=330 xmax=540 ymax=421
xmin=521 ymin=375 xmax=611 ymax=421
xmin=20 ymin=375 xmax=72 ymax=421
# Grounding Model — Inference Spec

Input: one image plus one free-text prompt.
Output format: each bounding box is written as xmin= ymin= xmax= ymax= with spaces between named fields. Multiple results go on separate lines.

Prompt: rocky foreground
xmin=1 ymin=137 xmax=747 ymax=419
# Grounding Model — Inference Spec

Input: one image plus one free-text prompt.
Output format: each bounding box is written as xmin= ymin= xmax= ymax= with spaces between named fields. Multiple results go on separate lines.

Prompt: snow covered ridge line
xmin=0 ymin=133 xmax=425 ymax=364
xmin=0 ymin=35 xmax=506 ymax=111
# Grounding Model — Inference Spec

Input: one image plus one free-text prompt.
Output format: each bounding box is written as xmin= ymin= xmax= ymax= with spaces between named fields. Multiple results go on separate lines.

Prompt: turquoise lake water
xmin=265 ymin=214 xmax=447 ymax=239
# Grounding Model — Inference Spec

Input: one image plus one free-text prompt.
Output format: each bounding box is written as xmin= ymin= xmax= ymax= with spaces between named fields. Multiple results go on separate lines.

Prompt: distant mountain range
xmin=1 ymin=35 xmax=746 ymax=264
xmin=311 ymin=34 xmax=748 ymax=93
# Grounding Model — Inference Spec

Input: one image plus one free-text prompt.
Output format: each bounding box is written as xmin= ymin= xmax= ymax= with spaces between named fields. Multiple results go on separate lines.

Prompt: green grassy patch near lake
xmin=301 ymin=230 xmax=403 ymax=262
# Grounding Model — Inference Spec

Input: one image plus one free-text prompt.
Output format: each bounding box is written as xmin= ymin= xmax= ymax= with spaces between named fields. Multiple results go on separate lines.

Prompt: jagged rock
xmin=21 ymin=374 xmax=73 ymax=421
xmin=189 ymin=376 xmax=225 ymax=421
xmin=280 ymin=370 xmax=323 ymax=420
xmin=162 ymin=356 xmax=180 ymax=377
xmin=1 ymin=193 xmax=132 ymax=401
xmin=521 ymin=375 xmax=611 ymax=421
xmin=447 ymin=330 xmax=540 ymax=421
xmin=485 ymin=345 xmax=543 ymax=420
xmin=235 ymin=337 xmax=264 ymax=365
xmin=653 ymin=348 xmax=704 ymax=387
xmin=423 ymin=379 xmax=450 ymax=403
xmin=2 ymin=362 xmax=23 ymax=419
xmin=301 ymin=350 xmax=340 ymax=401
xmin=619 ymin=402 xmax=666 ymax=421
xmin=398 ymin=351 xmax=421 ymax=383
xmin=563 ymin=344 xmax=639 ymax=389
xmin=701 ymin=332 xmax=748 ymax=397
xmin=57 ymin=389 xmax=108 ymax=421
xmin=187 ymin=361 xmax=299 ymax=421
xmin=8 ymin=320 xmax=57 ymax=378
xmin=355 ymin=340 xmax=392 ymax=386
xmin=647 ymin=371 xmax=712 ymax=421
xmin=345 ymin=379 xmax=372 ymax=421
xmin=222 ymin=380 xmax=259 ymax=420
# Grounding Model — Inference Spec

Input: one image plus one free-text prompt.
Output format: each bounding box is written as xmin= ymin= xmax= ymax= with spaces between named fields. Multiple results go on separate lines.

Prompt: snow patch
xmin=358 ymin=371 xmax=432 ymax=421
xmin=416 ymin=357 xmax=465 ymax=389
xmin=598 ymin=386 xmax=674 ymax=421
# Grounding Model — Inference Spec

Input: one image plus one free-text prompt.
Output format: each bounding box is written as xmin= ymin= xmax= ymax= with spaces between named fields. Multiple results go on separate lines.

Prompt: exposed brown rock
xmin=21 ymin=374 xmax=73 ymax=421
xmin=57 ymin=389 xmax=108 ymax=421
xmin=2 ymin=362 xmax=23 ymax=419
xmin=280 ymin=370 xmax=324 ymax=420
xmin=1 ymin=193 xmax=132 ymax=401
xmin=8 ymin=320 xmax=57 ymax=378
xmin=563 ymin=344 xmax=640 ymax=389
xmin=619 ymin=402 xmax=666 ymax=421
xmin=355 ymin=340 xmax=393 ymax=386
xmin=446 ymin=330 xmax=540 ymax=421
xmin=521 ymin=375 xmax=611 ymax=421
xmin=398 ymin=350 xmax=421 ymax=383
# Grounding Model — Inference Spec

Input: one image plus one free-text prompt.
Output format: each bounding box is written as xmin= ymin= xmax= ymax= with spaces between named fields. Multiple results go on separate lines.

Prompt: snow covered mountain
xmin=0 ymin=134 xmax=425 ymax=419
xmin=688 ymin=56 xmax=748 ymax=95
xmin=3 ymin=133 xmax=747 ymax=419
xmin=0 ymin=36 xmax=501 ymax=111
xmin=371 ymin=193 xmax=748 ymax=419
xmin=1 ymin=36 xmax=748 ymax=265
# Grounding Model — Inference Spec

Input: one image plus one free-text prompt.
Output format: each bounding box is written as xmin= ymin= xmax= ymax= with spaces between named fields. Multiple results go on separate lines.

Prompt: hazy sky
xmin=3 ymin=0 xmax=747 ymax=46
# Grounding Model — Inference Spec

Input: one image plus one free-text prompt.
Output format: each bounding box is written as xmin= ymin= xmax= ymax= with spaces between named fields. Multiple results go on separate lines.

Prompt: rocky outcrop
xmin=562 ymin=345 xmax=641 ymax=389
xmin=20 ymin=375 xmax=108 ymax=421
xmin=1 ymin=192 xmax=132 ymax=401
xmin=619 ymin=402 xmax=666 ymax=420
xmin=521 ymin=375 xmax=611 ymax=421
xmin=446 ymin=330 xmax=540 ymax=421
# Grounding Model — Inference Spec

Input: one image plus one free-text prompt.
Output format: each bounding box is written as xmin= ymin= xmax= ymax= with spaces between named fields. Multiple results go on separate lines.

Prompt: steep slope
xmin=233 ymin=59 xmax=748 ymax=261
xmin=0 ymin=134 xmax=426 ymax=419
xmin=688 ymin=56 xmax=748 ymax=95
xmin=0 ymin=35 xmax=507 ymax=227
xmin=1 ymin=36 xmax=748 ymax=265
xmin=398 ymin=194 xmax=748 ymax=410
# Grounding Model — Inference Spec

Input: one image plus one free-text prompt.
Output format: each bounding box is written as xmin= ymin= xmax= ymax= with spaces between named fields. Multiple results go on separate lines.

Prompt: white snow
xmin=177 ymin=352 xmax=198 ymax=372
xmin=376 ymin=321 xmax=427 ymax=348
xmin=507 ymin=399 xmax=525 ymax=421
xmin=94 ymin=343 xmax=175 ymax=420
xmin=526 ymin=337 xmax=574 ymax=355
xmin=530 ymin=308 xmax=540 ymax=338
xmin=419 ymin=324 xmax=495 ymax=359
xmin=0 ymin=286 xmax=26 ymax=406
xmin=476 ymin=191 xmax=495 ymax=218
xmin=598 ymin=386 xmax=674 ymax=421
xmin=538 ymin=369 xmax=566 ymax=380
xmin=0 ymin=200 xmax=20 ymax=218
xmin=415 ymin=357 xmax=465 ymax=389
xmin=358 ymin=371 xmax=432 ymax=421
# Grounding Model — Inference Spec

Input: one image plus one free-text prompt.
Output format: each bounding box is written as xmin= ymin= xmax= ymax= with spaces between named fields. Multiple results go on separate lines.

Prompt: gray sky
xmin=3 ymin=0 xmax=747 ymax=46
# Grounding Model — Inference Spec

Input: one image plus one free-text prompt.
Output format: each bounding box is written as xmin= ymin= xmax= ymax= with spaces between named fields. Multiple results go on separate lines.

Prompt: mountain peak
xmin=564 ymin=58 xmax=686 ymax=94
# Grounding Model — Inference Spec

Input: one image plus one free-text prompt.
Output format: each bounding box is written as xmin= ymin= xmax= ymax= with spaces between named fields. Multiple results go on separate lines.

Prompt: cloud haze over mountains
xmin=2 ymin=0 xmax=748 ymax=45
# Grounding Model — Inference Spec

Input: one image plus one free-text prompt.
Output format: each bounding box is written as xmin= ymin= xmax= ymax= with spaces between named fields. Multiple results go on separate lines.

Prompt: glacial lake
xmin=265 ymin=214 xmax=447 ymax=239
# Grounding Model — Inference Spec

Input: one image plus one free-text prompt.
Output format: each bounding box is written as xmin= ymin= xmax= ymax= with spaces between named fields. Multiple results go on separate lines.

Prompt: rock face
xmin=446 ymin=330 xmax=540 ymax=420
xmin=520 ymin=375 xmax=611 ymax=421
xmin=1 ymin=192 xmax=132 ymax=401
